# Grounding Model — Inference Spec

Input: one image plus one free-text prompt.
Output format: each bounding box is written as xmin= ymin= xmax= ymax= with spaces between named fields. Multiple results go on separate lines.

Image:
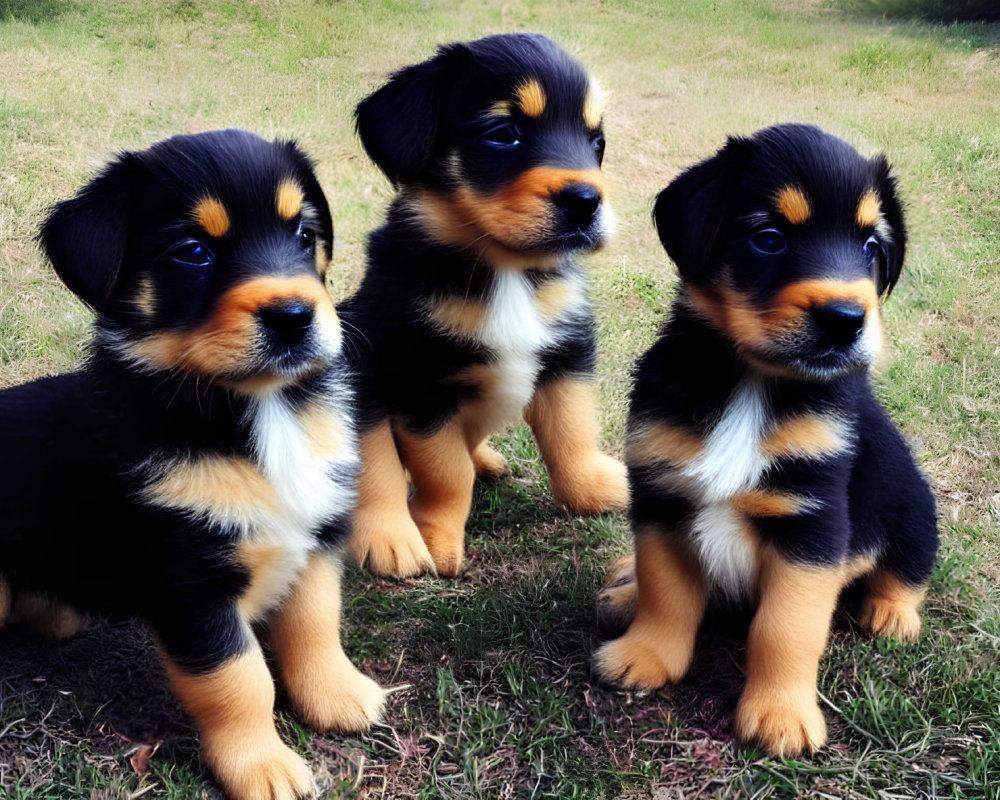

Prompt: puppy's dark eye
xmin=297 ymin=220 xmax=316 ymax=250
xmin=172 ymin=241 xmax=214 ymax=268
xmin=591 ymin=133 xmax=606 ymax=161
xmin=483 ymin=122 xmax=523 ymax=149
xmin=864 ymin=235 xmax=883 ymax=261
xmin=750 ymin=228 xmax=787 ymax=255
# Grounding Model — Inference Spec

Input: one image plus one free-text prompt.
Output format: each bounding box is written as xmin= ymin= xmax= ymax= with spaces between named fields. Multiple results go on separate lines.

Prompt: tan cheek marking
xmin=193 ymin=196 xmax=231 ymax=238
xmin=583 ymin=79 xmax=607 ymax=129
xmin=126 ymin=275 xmax=334 ymax=376
xmin=533 ymin=278 xmax=581 ymax=321
xmin=856 ymin=189 xmax=881 ymax=229
xmin=625 ymin=420 xmax=703 ymax=467
xmin=774 ymin=185 xmax=811 ymax=225
xmin=425 ymin=295 xmax=488 ymax=338
xmin=760 ymin=415 xmax=849 ymax=460
xmin=134 ymin=277 xmax=155 ymax=316
xmin=298 ymin=403 xmax=347 ymax=460
xmin=276 ymin=179 xmax=304 ymax=221
xmin=516 ymin=78 xmax=546 ymax=117
xmin=315 ymin=238 xmax=330 ymax=279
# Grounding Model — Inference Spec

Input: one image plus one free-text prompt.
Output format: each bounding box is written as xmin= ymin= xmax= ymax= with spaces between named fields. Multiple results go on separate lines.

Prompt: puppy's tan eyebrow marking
xmin=276 ymin=179 xmax=304 ymax=221
xmin=774 ymin=185 xmax=812 ymax=225
xmin=856 ymin=188 xmax=881 ymax=228
xmin=485 ymin=100 xmax=514 ymax=119
xmin=583 ymin=79 xmax=606 ymax=129
xmin=193 ymin=196 xmax=230 ymax=238
xmin=516 ymin=79 xmax=546 ymax=118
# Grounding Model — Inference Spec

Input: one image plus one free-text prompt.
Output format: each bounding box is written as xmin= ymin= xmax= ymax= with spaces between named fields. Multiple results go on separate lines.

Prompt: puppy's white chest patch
xmin=474 ymin=270 xmax=560 ymax=428
xmin=681 ymin=378 xmax=771 ymax=599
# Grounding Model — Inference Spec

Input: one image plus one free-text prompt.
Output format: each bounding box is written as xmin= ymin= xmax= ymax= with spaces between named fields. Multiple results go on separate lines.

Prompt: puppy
xmin=593 ymin=124 xmax=938 ymax=757
xmin=342 ymin=33 xmax=628 ymax=578
xmin=0 ymin=130 xmax=384 ymax=800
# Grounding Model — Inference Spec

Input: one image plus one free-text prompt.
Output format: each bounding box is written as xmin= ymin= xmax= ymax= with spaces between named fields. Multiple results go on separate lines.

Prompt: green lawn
xmin=1 ymin=1 xmax=998 ymax=798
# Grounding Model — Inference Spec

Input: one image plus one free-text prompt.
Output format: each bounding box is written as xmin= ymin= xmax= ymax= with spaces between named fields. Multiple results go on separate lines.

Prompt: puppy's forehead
xmin=744 ymin=130 xmax=885 ymax=229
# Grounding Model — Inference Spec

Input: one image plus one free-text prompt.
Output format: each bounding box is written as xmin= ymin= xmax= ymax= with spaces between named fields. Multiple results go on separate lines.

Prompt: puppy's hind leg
xmin=859 ymin=569 xmax=927 ymax=642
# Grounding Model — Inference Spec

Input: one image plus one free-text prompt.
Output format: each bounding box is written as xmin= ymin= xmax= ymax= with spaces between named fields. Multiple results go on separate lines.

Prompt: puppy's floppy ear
xmin=652 ymin=137 xmax=750 ymax=282
xmin=873 ymin=155 xmax=906 ymax=297
xmin=38 ymin=154 xmax=136 ymax=313
xmin=355 ymin=46 xmax=457 ymax=186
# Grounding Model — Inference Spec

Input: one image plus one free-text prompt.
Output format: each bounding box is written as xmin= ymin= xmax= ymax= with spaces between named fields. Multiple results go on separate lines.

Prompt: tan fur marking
xmin=774 ymin=185 xmax=811 ymax=225
xmin=593 ymin=527 xmax=708 ymax=688
xmin=396 ymin=420 xmax=477 ymax=577
xmin=516 ymin=78 xmax=546 ymax=117
xmin=145 ymin=455 xmax=278 ymax=529
xmin=270 ymin=553 xmax=384 ymax=731
xmin=735 ymin=547 xmax=843 ymax=756
xmin=315 ymin=239 xmax=331 ymax=279
xmin=126 ymin=275 xmax=334 ymax=379
xmin=298 ymin=403 xmax=347 ymax=460
xmin=426 ymin=296 xmax=488 ymax=338
xmin=486 ymin=99 xmax=513 ymax=119
xmin=524 ymin=377 xmax=628 ymax=514
xmin=625 ymin=420 xmax=703 ymax=467
xmin=350 ymin=421 xmax=434 ymax=578
xmin=856 ymin=189 xmax=881 ymax=229
xmin=275 ymin=179 xmax=304 ymax=221
xmin=760 ymin=414 xmax=848 ymax=460
xmin=686 ymin=279 xmax=879 ymax=352
xmin=9 ymin=591 xmax=83 ymax=638
xmin=235 ymin=541 xmax=293 ymax=620
xmin=161 ymin=645 xmax=314 ymax=800
xmin=471 ymin=438 xmax=509 ymax=478
xmin=595 ymin=554 xmax=638 ymax=638
xmin=193 ymin=196 xmax=231 ymax=238
xmin=731 ymin=489 xmax=813 ymax=518
xmin=583 ymin=79 xmax=607 ymax=129
xmin=134 ymin=277 xmax=155 ymax=316
xmin=860 ymin=570 xmax=926 ymax=641
xmin=533 ymin=278 xmax=580 ymax=321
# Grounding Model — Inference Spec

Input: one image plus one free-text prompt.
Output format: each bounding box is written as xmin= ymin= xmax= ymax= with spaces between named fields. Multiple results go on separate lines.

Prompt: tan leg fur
xmin=859 ymin=569 xmax=926 ymax=642
xmin=595 ymin=554 xmax=638 ymax=638
xmin=270 ymin=552 xmax=384 ymax=732
xmin=734 ymin=549 xmax=843 ymax=757
xmin=471 ymin=438 xmax=509 ymax=478
xmin=349 ymin=420 xmax=435 ymax=578
xmin=593 ymin=527 xmax=707 ymax=688
xmin=161 ymin=642 xmax=314 ymax=800
xmin=524 ymin=377 xmax=628 ymax=514
xmin=396 ymin=421 xmax=477 ymax=577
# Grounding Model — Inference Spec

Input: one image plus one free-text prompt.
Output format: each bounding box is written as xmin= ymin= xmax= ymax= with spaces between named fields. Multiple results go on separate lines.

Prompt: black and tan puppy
xmin=594 ymin=124 xmax=938 ymax=757
xmin=0 ymin=130 xmax=383 ymax=800
xmin=342 ymin=33 xmax=628 ymax=578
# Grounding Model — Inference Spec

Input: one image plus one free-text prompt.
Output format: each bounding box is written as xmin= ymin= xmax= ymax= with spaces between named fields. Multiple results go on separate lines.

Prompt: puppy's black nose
xmin=258 ymin=300 xmax=314 ymax=345
xmin=811 ymin=300 xmax=865 ymax=345
xmin=553 ymin=183 xmax=601 ymax=227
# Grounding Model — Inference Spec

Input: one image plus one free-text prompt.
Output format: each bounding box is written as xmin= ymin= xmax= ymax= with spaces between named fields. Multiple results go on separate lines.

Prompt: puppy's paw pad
xmin=735 ymin=693 xmax=827 ymax=758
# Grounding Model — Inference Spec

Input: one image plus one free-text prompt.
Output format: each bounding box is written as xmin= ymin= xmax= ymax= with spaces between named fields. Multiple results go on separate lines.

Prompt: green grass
xmin=1 ymin=1 xmax=999 ymax=798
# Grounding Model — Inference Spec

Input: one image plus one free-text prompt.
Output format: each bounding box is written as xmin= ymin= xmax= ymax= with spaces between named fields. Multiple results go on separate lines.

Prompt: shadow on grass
xmin=0 ymin=0 xmax=70 ymax=24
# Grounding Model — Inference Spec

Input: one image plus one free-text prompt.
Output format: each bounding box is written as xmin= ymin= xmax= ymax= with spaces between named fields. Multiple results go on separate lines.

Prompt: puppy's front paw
xmin=418 ymin=521 xmax=466 ymax=578
xmin=204 ymin=730 xmax=315 ymax=800
xmin=551 ymin=453 xmax=628 ymax=515
xmin=472 ymin=440 xmax=510 ymax=478
xmin=593 ymin=622 xmax=691 ymax=690
xmin=350 ymin=510 xmax=436 ymax=578
xmin=291 ymin=657 xmax=385 ymax=733
xmin=735 ymin=688 xmax=827 ymax=758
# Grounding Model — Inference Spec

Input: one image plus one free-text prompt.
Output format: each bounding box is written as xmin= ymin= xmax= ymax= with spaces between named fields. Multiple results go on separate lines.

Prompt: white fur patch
xmin=681 ymin=378 xmax=771 ymax=599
